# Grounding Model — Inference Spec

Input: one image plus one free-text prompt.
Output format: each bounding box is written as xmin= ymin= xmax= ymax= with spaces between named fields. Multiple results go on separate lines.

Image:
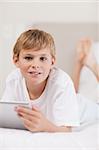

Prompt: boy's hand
xmin=15 ymin=106 xmax=54 ymax=132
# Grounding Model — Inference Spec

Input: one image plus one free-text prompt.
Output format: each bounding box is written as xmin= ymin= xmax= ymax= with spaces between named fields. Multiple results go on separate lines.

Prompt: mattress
xmin=0 ymin=122 xmax=98 ymax=150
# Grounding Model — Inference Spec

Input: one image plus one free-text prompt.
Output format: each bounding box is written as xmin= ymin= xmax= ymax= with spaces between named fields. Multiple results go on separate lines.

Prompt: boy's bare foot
xmin=76 ymin=39 xmax=99 ymax=81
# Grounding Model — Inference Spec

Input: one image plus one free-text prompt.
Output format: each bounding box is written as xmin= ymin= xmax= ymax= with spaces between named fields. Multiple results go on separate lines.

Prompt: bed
xmin=0 ymin=121 xmax=98 ymax=150
xmin=0 ymin=23 xmax=98 ymax=150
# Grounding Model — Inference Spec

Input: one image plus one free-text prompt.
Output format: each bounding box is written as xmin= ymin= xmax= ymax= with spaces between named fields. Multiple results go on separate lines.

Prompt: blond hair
xmin=13 ymin=29 xmax=56 ymax=58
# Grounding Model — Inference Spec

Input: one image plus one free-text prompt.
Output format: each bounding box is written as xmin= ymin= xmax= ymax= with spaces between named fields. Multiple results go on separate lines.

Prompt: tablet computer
xmin=0 ymin=100 xmax=30 ymax=130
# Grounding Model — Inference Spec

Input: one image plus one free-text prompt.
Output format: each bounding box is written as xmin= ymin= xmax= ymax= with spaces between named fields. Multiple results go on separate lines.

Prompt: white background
xmin=0 ymin=1 xmax=98 ymax=97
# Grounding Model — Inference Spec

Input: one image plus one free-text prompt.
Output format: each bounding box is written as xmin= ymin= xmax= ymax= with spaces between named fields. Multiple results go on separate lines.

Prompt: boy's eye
xmin=40 ymin=57 xmax=47 ymax=61
xmin=24 ymin=56 xmax=33 ymax=60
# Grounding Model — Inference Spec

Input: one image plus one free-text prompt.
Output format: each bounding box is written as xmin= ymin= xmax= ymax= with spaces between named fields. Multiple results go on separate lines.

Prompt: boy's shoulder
xmin=49 ymin=67 xmax=72 ymax=86
xmin=6 ymin=68 xmax=22 ymax=83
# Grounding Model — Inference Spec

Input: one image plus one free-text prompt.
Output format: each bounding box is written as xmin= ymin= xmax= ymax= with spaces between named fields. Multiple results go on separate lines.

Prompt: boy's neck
xmin=25 ymin=79 xmax=47 ymax=100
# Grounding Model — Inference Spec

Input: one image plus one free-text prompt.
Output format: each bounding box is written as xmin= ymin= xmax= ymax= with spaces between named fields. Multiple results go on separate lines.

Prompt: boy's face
xmin=13 ymin=48 xmax=55 ymax=85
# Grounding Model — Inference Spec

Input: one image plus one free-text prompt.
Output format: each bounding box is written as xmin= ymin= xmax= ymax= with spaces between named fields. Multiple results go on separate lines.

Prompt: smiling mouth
xmin=28 ymin=71 xmax=42 ymax=76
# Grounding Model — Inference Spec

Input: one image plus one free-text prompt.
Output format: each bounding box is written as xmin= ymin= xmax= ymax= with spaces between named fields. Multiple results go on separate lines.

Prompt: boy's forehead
xmin=21 ymin=48 xmax=51 ymax=55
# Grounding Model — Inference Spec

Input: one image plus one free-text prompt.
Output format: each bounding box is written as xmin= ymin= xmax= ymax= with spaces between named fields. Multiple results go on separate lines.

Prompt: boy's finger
xmin=32 ymin=106 xmax=40 ymax=111
xmin=15 ymin=106 xmax=40 ymax=117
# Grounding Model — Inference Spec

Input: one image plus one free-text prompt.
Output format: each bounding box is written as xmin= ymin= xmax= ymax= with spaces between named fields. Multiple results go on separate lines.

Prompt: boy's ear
xmin=52 ymin=56 xmax=56 ymax=65
xmin=13 ymin=55 xmax=19 ymax=67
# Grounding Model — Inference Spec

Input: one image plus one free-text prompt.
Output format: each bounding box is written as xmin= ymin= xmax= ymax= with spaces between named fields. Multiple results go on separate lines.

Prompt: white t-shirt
xmin=1 ymin=67 xmax=79 ymax=127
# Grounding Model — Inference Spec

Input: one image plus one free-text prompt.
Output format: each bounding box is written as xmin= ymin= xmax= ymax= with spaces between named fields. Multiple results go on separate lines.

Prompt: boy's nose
xmin=31 ymin=62 xmax=40 ymax=69
xmin=31 ymin=65 xmax=39 ymax=69
xmin=30 ymin=59 xmax=40 ymax=69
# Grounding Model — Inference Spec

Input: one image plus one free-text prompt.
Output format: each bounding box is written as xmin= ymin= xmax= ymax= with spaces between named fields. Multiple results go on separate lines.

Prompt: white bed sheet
xmin=0 ymin=122 xmax=98 ymax=150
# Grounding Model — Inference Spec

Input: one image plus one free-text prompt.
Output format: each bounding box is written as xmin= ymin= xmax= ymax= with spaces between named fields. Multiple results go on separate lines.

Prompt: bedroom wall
xmin=0 ymin=1 xmax=98 ymax=97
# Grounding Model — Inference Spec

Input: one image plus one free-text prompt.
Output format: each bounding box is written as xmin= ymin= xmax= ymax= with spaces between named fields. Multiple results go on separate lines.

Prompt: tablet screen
xmin=0 ymin=101 xmax=30 ymax=129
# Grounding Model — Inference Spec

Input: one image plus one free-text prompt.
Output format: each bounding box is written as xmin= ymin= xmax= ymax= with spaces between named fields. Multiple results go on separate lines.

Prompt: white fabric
xmin=76 ymin=94 xmax=99 ymax=128
xmin=78 ymin=41 xmax=99 ymax=103
xmin=90 ymin=42 xmax=99 ymax=65
xmin=1 ymin=67 xmax=79 ymax=127
xmin=78 ymin=66 xmax=99 ymax=103
xmin=0 ymin=122 xmax=98 ymax=149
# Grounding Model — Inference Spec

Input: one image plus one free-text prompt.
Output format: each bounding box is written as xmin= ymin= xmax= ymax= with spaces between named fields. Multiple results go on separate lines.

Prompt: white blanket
xmin=0 ymin=122 xmax=98 ymax=150
xmin=78 ymin=66 xmax=99 ymax=103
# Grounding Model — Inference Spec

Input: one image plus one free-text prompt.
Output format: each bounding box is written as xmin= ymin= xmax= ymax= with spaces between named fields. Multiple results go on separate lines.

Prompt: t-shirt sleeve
xmin=1 ymin=79 xmax=16 ymax=101
xmin=52 ymin=79 xmax=80 ymax=127
xmin=1 ymin=69 xmax=23 ymax=102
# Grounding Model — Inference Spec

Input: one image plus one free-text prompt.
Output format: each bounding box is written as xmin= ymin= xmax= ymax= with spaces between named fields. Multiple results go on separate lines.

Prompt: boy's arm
xmin=42 ymin=122 xmax=72 ymax=132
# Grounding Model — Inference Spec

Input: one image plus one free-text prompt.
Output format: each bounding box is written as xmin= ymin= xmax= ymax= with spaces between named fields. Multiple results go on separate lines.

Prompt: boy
xmin=1 ymin=29 xmax=79 ymax=132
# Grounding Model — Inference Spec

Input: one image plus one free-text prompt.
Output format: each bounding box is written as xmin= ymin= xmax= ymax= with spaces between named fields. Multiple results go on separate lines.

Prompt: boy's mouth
xmin=28 ymin=71 xmax=42 ymax=76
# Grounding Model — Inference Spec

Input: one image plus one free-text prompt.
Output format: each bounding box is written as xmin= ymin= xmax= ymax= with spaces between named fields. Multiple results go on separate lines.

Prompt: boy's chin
xmin=29 ymin=79 xmax=45 ymax=84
